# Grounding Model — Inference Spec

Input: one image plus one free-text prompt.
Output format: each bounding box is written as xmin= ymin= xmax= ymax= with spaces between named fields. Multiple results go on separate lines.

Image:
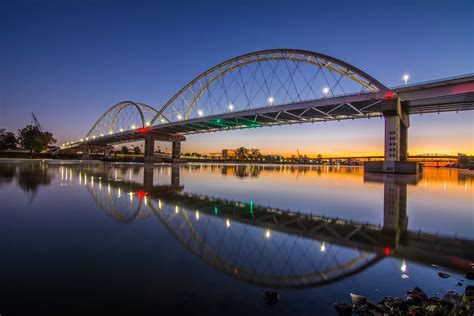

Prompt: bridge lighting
xmin=100 ymin=134 xmax=104 ymax=137
xmin=267 ymin=97 xmax=274 ymax=105
xmin=322 ymin=87 xmax=330 ymax=96
xmin=228 ymin=104 xmax=234 ymax=111
xmin=175 ymin=206 xmax=179 ymax=213
xmin=177 ymin=114 xmax=183 ymax=120
xmin=161 ymin=118 xmax=166 ymax=123
xmin=109 ymin=131 xmax=113 ymax=135
xmin=385 ymin=91 xmax=395 ymax=99
xmin=92 ymin=136 xmax=96 ymax=139
xmin=139 ymin=127 xmax=149 ymax=133
xmin=265 ymin=229 xmax=271 ymax=239
xmin=320 ymin=241 xmax=326 ymax=252
xmin=131 ymin=124 xmax=136 ymax=129
xmin=80 ymin=139 xmax=83 ymax=142
xmin=195 ymin=211 xmax=200 ymax=220
xmin=226 ymin=219 xmax=231 ymax=228
xmin=198 ymin=110 xmax=203 ymax=116
xmin=120 ymin=128 xmax=124 ymax=132
xmin=146 ymin=121 xmax=151 ymax=126
xmin=402 ymin=74 xmax=410 ymax=85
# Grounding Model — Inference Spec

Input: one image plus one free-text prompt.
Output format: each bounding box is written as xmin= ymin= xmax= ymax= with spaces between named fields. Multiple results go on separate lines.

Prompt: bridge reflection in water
xmin=69 ymin=163 xmax=473 ymax=289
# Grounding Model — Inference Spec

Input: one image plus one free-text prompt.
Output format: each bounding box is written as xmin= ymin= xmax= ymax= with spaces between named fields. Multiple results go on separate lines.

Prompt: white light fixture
xmin=92 ymin=136 xmax=96 ymax=139
xmin=109 ymin=131 xmax=113 ymax=135
xmin=322 ymin=87 xmax=330 ymax=96
xmin=100 ymin=134 xmax=104 ymax=137
xmin=403 ymin=74 xmax=410 ymax=85
xmin=228 ymin=104 xmax=234 ymax=111
xmin=198 ymin=110 xmax=204 ymax=116
xmin=161 ymin=118 xmax=166 ymax=123
xmin=267 ymin=97 xmax=274 ymax=104
xmin=226 ymin=219 xmax=231 ymax=228
xmin=80 ymin=139 xmax=83 ymax=142
xmin=177 ymin=114 xmax=183 ymax=120
xmin=131 ymin=125 xmax=136 ymax=129
xmin=320 ymin=241 xmax=326 ymax=252
xmin=146 ymin=122 xmax=151 ymax=126
xmin=120 ymin=128 xmax=124 ymax=132
xmin=85 ymin=137 xmax=89 ymax=140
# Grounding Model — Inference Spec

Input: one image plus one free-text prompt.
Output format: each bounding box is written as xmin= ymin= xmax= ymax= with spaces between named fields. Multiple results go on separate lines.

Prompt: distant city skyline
xmin=1 ymin=0 xmax=473 ymax=156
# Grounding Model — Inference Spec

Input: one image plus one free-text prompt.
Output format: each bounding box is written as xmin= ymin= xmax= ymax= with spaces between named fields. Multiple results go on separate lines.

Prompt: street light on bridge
xmin=322 ymin=87 xmax=330 ymax=97
xmin=228 ymin=104 xmax=234 ymax=111
xmin=403 ymin=74 xmax=410 ymax=86
xmin=267 ymin=97 xmax=274 ymax=105
xmin=198 ymin=110 xmax=204 ymax=116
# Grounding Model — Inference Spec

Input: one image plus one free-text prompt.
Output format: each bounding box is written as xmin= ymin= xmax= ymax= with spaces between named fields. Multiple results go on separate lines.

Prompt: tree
xmin=120 ymin=146 xmax=130 ymax=154
xmin=235 ymin=147 xmax=248 ymax=160
xmin=0 ymin=129 xmax=18 ymax=150
xmin=133 ymin=146 xmax=141 ymax=155
xmin=17 ymin=125 xmax=56 ymax=156
xmin=248 ymin=148 xmax=261 ymax=159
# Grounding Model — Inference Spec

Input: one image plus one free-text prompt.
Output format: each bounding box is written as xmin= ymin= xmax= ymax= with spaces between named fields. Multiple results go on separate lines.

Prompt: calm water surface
xmin=0 ymin=160 xmax=473 ymax=315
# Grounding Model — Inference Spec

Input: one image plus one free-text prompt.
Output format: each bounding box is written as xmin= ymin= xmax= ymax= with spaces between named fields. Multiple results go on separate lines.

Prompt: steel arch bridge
xmin=62 ymin=49 xmax=474 ymax=172
xmin=74 ymin=49 xmax=392 ymax=143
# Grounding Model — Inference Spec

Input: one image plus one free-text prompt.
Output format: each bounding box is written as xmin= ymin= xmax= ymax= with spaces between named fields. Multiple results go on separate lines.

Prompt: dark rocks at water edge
xmin=466 ymin=272 xmax=474 ymax=280
xmin=334 ymin=287 xmax=474 ymax=315
xmin=438 ymin=272 xmax=451 ymax=279
xmin=262 ymin=291 xmax=279 ymax=306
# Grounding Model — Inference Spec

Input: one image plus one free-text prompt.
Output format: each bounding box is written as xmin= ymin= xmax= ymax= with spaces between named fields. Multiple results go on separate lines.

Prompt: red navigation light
xmin=384 ymin=247 xmax=391 ymax=256
xmin=385 ymin=91 xmax=394 ymax=99
xmin=138 ymin=127 xmax=149 ymax=133
xmin=137 ymin=191 xmax=147 ymax=199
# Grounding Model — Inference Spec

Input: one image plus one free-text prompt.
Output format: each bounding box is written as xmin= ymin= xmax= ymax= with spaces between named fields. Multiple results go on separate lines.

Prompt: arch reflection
xmin=75 ymin=163 xmax=474 ymax=288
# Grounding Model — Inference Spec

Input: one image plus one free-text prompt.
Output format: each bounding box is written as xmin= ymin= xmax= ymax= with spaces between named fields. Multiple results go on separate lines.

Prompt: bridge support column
xmin=364 ymin=98 xmax=421 ymax=174
xmin=104 ymin=146 xmax=113 ymax=159
xmin=144 ymin=137 xmax=160 ymax=163
xmin=172 ymin=141 xmax=186 ymax=164
xmin=82 ymin=145 xmax=90 ymax=160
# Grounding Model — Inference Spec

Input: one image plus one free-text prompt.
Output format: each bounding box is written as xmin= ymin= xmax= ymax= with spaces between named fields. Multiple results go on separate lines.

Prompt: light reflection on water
xmin=0 ymin=160 xmax=473 ymax=315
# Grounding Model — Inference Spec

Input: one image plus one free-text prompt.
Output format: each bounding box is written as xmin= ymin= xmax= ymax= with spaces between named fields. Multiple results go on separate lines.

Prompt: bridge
xmin=60 ymin=163 xmax=474 ymax=288
xmin=59 ymin=49 xmax=474 ymax=173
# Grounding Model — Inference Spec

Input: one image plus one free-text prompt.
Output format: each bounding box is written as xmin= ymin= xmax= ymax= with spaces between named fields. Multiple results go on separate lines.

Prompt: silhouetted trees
xmin=0 ymin=129 xmax=18 ymax=150
xmin=17 ymin=125 xmax=56 ymax=156
xmin=235 ymin=147 xmax=261 ymax=160
xmin=120 ymin=146 xmax=130 ymax=154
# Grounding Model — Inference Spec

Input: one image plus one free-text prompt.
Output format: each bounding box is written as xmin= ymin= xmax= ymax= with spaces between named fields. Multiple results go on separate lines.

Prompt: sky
xmin=1 ymin=0 xmax=473 ymax=156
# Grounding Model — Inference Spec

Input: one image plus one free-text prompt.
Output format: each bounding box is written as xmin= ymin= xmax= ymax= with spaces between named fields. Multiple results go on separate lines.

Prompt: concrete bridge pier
xmin=172 ymin=141 xmax=186 ymax=164
xmin=82 ymin=145 xmax=90 ymax=160
xmin=364 ymin=98 xmax=422 ymax=174
xmin=104 ymin=145 xmax=113 ymax=159
xmin=144 ymin=136 xmax=159 ymax=163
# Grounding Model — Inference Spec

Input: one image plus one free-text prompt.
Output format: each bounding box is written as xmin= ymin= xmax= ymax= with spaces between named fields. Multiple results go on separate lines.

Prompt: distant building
xmin=222 ymin=149 xmax=236 ymax=159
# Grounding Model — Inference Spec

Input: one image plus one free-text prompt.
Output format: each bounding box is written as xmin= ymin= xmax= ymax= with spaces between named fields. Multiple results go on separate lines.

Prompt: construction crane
xmin=297 ymin=149 xmax=302 ymax=159
xmin=31 ymin=112 xmax=43 ymax=132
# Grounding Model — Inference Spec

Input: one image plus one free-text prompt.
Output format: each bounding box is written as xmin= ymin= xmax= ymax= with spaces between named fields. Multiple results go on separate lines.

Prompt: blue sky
xmin=1 ymin=0 xmax=473 ymax=155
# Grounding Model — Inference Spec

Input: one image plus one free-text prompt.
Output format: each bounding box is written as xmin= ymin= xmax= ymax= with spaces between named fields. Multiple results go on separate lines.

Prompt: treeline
xmin=0 ymin=125 xmax=57 ymax=156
